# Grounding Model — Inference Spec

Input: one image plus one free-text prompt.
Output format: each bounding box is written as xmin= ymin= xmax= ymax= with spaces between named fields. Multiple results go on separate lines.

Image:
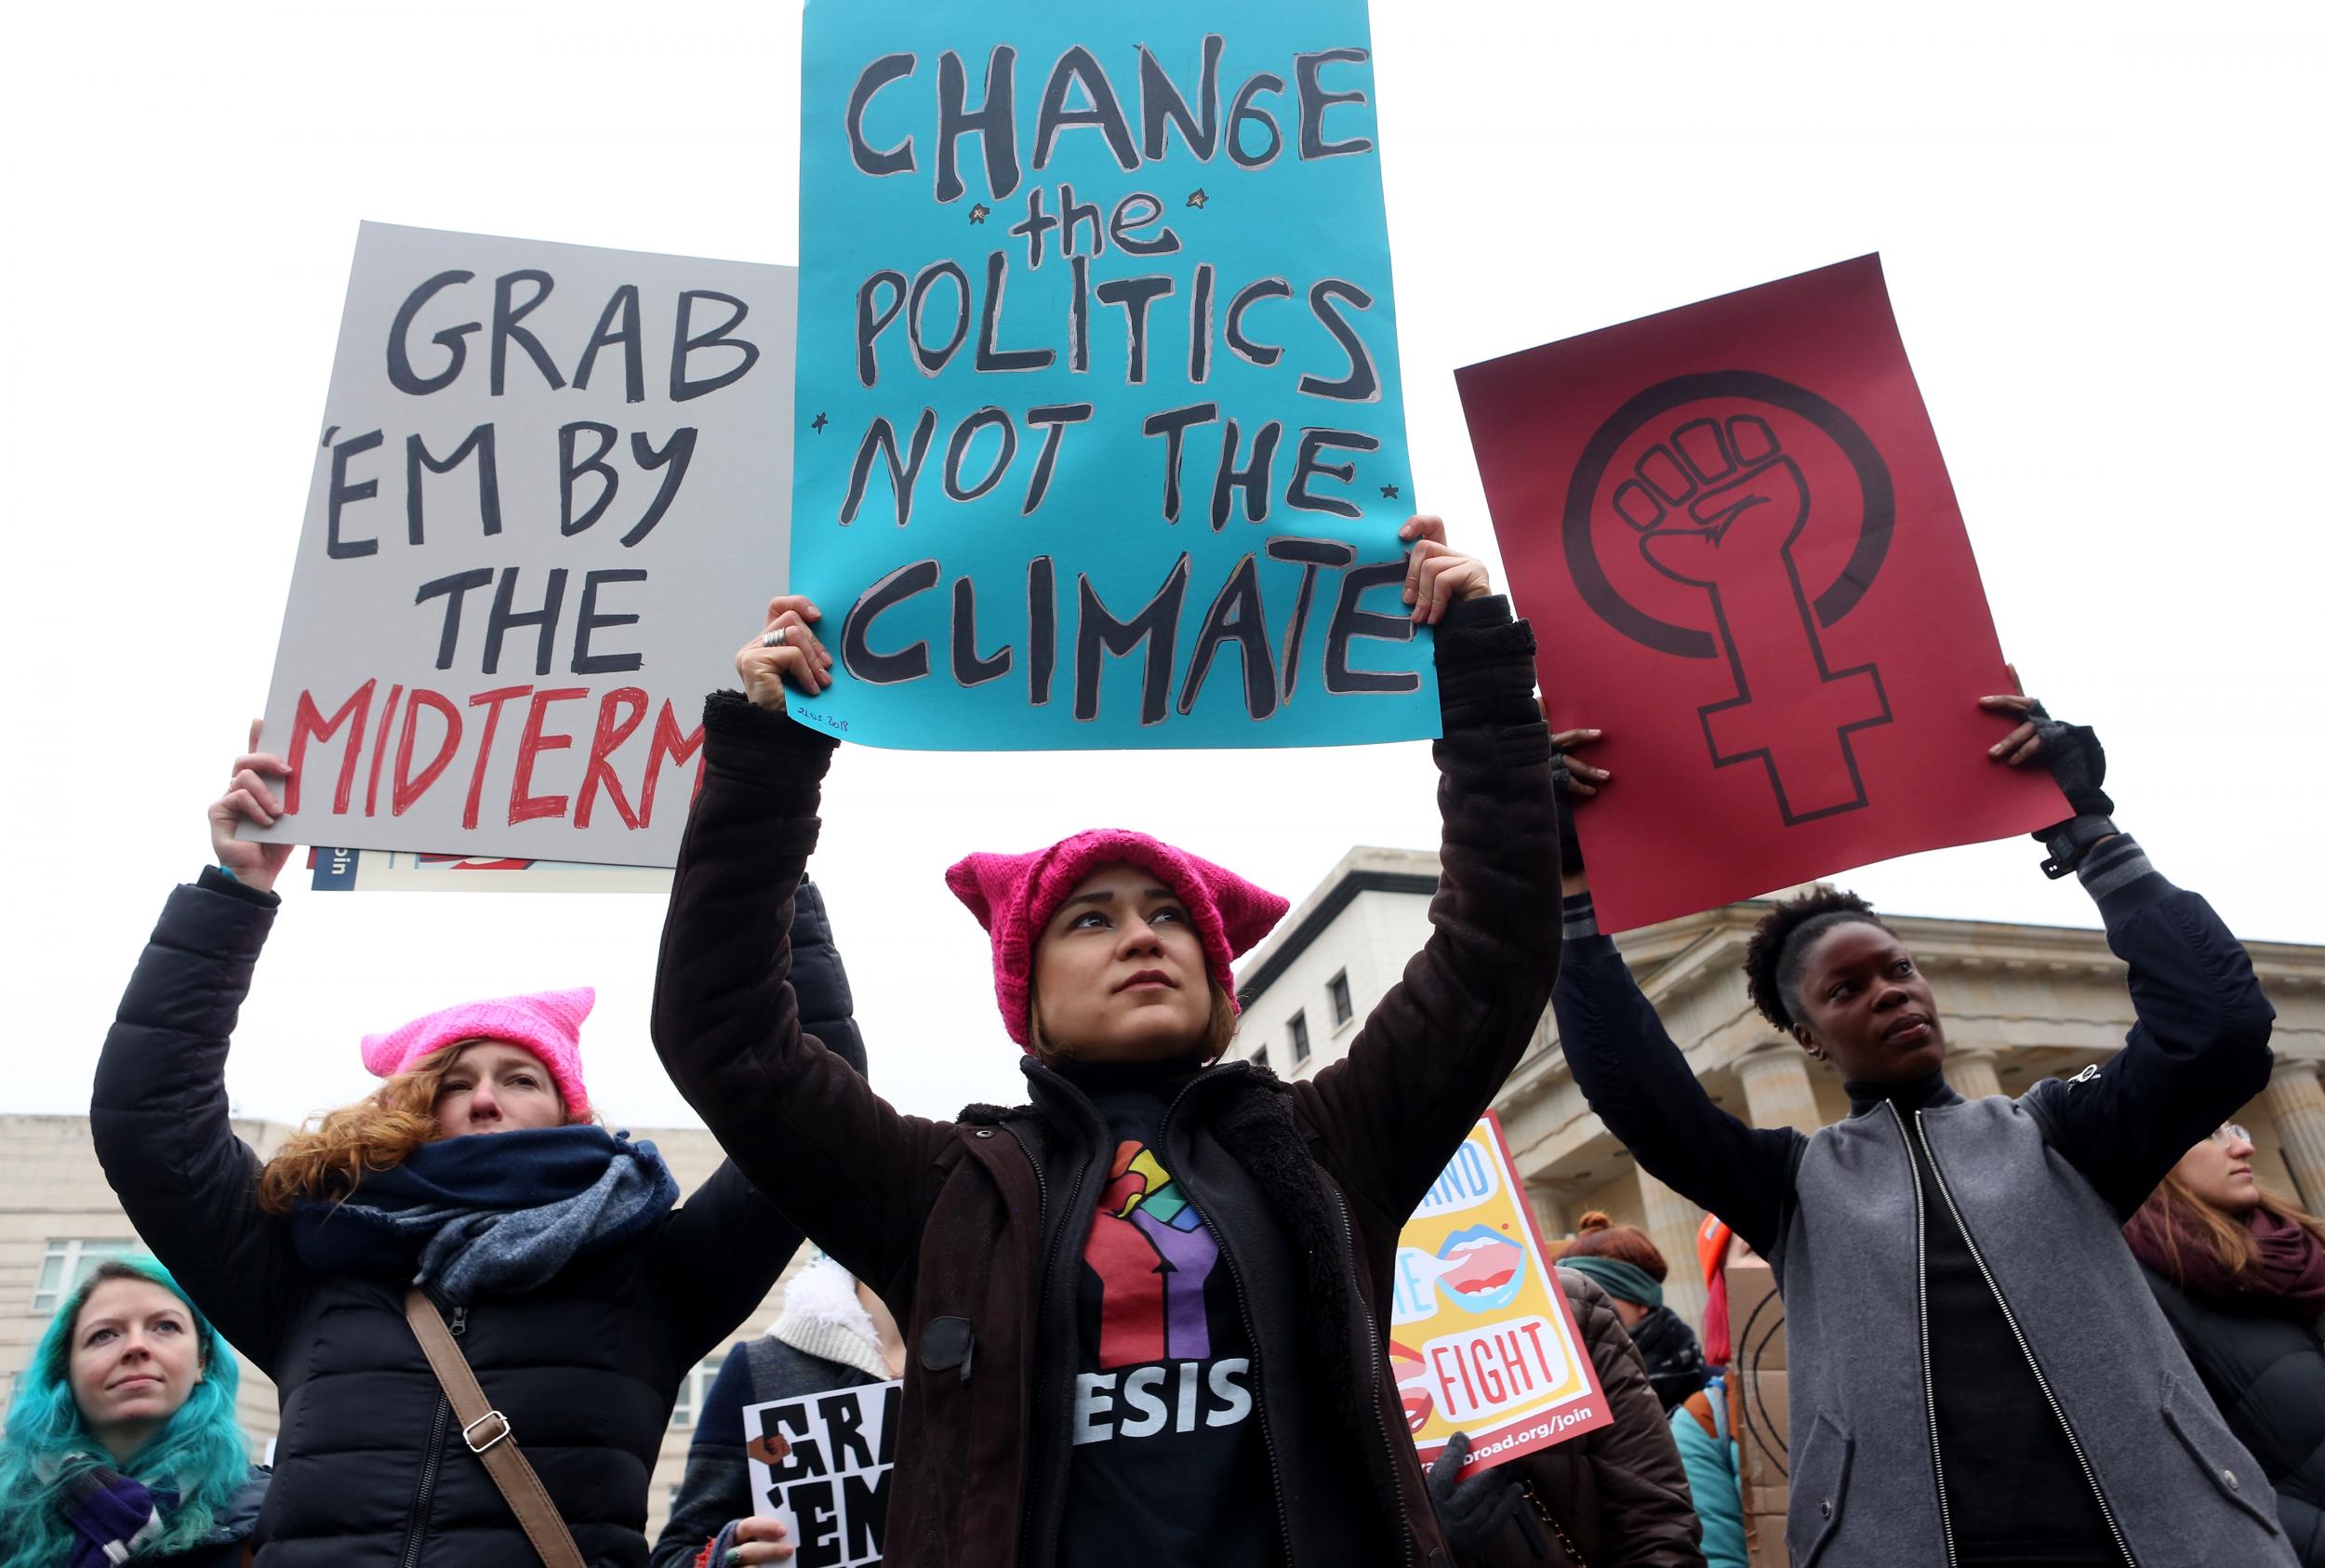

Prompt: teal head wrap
xmin=1560 ymin=1255 xmax=1664 ymax=1309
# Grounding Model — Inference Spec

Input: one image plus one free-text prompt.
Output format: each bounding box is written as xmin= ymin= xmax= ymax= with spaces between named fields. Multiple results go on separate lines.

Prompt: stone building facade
xmin=0 ymin=1113 xmax=796 ymax=1543
xmin=1233 ymin=848 xmax=2325 ymax=1330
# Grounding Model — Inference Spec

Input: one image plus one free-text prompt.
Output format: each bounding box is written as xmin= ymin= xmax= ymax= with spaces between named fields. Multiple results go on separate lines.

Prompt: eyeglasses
xmin=2209 ymin=1123 xmax=2251 ymax=1148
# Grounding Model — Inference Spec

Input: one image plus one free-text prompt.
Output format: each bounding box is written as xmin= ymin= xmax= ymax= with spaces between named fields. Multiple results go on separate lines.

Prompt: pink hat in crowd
xmin=946 ymin=830 xmax=1291 ymax=1048
xmin=360 ymin=987 xmax=596 ymax=1116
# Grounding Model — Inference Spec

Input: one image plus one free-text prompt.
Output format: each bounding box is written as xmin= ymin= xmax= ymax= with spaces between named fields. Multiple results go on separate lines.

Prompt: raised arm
xmin=1988 ymin=701 xmax=2277 ymax=1215
xmin=90 ymin=732 xmax=313 ymax=1373
xmin=651 ymin=880 xmax=869 ymax=1361
xmin=650 ymin=594 xmax=956 ymax=1303
xmin=1547 ymin=730 xmax=1800 ymax=1257
xmin=1555 ymin=905 xmax=1801 ymax=1259
xmin=1293 ymin=522 xmax=1563 ymax=1220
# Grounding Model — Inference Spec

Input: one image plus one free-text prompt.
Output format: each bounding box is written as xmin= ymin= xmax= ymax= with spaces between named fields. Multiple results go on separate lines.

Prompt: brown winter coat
xmin=651 ymin=598 xmax=1560 ymax=1568
xmin=1462 ymin=1271 xmax=1707 ymax=1568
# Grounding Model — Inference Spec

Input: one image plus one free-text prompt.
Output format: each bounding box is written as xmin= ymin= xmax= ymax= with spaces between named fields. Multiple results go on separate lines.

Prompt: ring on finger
xmin=762 ymin=626 xmax=789 ymax=648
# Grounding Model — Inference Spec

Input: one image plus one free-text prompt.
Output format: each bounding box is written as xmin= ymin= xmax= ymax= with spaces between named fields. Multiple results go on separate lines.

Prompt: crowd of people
xmin=4 ymin=519 xmax=2318 ymax=1568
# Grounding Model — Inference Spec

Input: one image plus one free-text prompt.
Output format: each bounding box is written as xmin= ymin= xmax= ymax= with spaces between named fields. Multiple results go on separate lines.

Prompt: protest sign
xmin=788 ymin=0 xmax=1436 ymax=750
xmin=250 ymin=222 xmax=794 ymax=867
xmin=307 ymin=846 xmax=670 ymax=894
xmin=1457 ymin=256 xmax=2065 ymax=931
xmin=1396 ymin=1114 xmax=1608 ymax=1479
xmin=745 ymin=1382 xmax=902 ymax=1568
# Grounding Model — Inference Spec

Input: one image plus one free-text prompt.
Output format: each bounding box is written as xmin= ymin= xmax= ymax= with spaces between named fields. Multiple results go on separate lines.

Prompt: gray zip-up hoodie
xmin=1558 ymin=837 xmax=2292 ymax=1566
xmin=1783 ymin=1087 xmax=2289 ymax=1565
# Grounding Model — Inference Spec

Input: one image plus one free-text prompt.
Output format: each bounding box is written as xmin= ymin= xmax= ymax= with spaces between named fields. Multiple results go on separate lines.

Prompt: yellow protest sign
xmin=1393 ymin=1111 xmax=1611 ymax=1477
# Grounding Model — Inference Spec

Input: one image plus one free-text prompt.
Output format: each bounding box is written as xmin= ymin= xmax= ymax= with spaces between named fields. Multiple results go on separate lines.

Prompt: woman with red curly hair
xmin=89 ymin=737 xmax=866 ymax=1567
xmin=1551 ymin=698 xmax=2292 ymax=1567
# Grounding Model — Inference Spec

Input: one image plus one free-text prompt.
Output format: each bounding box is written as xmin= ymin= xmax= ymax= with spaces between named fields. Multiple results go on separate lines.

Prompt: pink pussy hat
xmin=945 ymin=831 xmax=1290 ymax=1048
xmin=359 ymin=987 xmax=596 ymax=1116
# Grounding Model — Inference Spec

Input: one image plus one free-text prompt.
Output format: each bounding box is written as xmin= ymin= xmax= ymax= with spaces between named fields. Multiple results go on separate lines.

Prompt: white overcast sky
xmin=4 ymin=1 xmax=2318 ymax=1133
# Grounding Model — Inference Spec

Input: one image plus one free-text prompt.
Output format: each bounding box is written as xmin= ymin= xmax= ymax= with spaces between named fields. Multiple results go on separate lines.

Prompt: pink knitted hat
xmin=946 ymin=831 xmax=1290 ymax=1048
xmin=359 ymin=987 xmax=595 ymax=1117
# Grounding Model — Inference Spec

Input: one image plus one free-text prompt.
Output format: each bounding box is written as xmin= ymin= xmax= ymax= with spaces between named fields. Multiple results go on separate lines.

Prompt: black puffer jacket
xmin=2142 ymin=1266 xmax=2325 ymax=1566
xmin=93 ymin=870 xmax=863 ymax=1568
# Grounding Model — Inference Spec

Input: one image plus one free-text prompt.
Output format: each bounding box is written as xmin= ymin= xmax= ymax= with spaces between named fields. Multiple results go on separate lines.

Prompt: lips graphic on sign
xmin=1436 ymin=1225 xmax=1526 ymax=1314
xmin=1390 ymin=1339 xmax=1434 ymax=1433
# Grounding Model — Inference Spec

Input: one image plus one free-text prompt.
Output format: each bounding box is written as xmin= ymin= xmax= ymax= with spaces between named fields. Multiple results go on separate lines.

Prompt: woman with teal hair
xmin=0 ymin=1257 xmax=267 ymax=1568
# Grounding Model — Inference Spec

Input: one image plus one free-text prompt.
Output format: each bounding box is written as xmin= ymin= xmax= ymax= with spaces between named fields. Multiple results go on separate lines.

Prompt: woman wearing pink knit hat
xmin=88 ymin=748 xmax=870 ymax=1568
xmin=654 ymin=517 xmax=1565 ymax=1568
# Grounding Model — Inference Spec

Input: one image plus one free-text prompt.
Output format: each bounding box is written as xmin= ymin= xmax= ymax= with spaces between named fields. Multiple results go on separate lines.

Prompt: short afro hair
xmin=1743 ymin=885 xmax=1889 ymax=1031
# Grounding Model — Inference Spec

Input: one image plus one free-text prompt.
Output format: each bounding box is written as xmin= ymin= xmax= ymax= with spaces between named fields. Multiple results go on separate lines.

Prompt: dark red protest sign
xmin=1458 ymin=256 xmax=2064 ymax=930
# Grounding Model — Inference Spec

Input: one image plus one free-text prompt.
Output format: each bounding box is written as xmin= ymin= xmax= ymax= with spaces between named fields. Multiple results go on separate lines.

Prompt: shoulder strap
xmin=1519 ymin=1477 xmax=1590 ymax=1568
xmin=403 ymin=1289 xmax=588 ymax=1568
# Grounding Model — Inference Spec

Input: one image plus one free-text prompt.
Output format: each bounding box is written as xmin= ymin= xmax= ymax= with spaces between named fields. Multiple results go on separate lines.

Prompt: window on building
xmin=1328 ymin=970 xmax=1354 ymax=1027
xmin=1289 ymin=1011 xmax=1310 ymax=1065
xmin=33 ymin=1239 xmax=140 ymax=1313
xmin=671 ymin=1354 xmax=724 ymax=1428
xmin=1253 ymin=1043 xmax=1271 ymax=1075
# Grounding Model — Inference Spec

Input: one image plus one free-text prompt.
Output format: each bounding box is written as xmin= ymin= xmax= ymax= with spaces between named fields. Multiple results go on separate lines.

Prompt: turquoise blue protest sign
xmin=788 ymin=0 xmax=1436 ymax=750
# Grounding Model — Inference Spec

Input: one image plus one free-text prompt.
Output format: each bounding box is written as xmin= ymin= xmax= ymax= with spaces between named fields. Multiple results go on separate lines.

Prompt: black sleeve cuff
xmin=198 ymin=865 xmax=282 ymax=909
xmin=1431 ymin=594 xmax=1534 ymax=673
xmin=701 ymin=691 xmax=842 ymax=797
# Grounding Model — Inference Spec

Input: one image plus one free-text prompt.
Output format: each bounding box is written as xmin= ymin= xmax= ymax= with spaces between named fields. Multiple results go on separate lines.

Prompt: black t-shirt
xmin=1885 ymin=1077 xmax=2118 ymax=1565
xmin=1054 ymin=1069 xmax=1276 ymax=1568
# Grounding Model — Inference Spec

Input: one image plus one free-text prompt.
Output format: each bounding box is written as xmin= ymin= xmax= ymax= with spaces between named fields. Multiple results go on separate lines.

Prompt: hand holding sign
xmin=725 ymin=1516 xmax=796 ymax=1565
xmin=1980 ymin=693 xmax=2113 ymax=816
xmin=737 ymin=595 xmax=836 ymax=712
xmin=1398 ymin=515 xmax=1494 ymax=626
xmin=1425 ymin=1432 xmax=1549 ymax=1560
xmin=209 ymin=723 xmax=296 ymax=893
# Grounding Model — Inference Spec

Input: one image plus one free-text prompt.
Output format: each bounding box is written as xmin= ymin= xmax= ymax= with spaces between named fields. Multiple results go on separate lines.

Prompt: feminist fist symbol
xmin=1614 ymin=416 xmax=1805 ymax=588
xmin=1611 ymin=413 xmax=1889 ymax=824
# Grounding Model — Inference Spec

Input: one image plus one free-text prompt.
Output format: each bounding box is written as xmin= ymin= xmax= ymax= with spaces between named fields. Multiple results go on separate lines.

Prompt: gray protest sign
xmin=249 ymin=221 xmax=793 ymax=866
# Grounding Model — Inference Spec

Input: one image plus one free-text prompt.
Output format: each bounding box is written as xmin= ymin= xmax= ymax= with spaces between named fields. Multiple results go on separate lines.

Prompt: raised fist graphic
xmin=1613 ymin=416 xmax=1808 ymax=590
xmin=1562 ymin=373 xmax=1901 ymax=827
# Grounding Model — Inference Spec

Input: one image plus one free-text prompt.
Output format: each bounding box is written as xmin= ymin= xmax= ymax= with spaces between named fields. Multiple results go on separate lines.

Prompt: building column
xmin=1737 ymin=1047 xmax=1824 ymax=1133
xmin=1947 ymin=1049 xmax=2004 ymax=1102
xmin=1524 ymin=1181 xmax=1567 ymax=1241
xmin=2264 ymin=1062 xmax=2325 ymax=1213
xmin=1634 ymin=1166 xmax=1710 ymax=1331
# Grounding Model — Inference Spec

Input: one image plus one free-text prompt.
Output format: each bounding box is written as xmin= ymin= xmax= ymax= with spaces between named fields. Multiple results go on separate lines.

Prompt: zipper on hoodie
xmin=1157 ymin=1070 xmax=1297 ymax=1568
xmin=1908 ymin=1107 xmax=2139 ymax=1568
xmin=1884 ymin=1100 xmax=1960 ymax=1568
xmin=398 ymin=1302 xmax=464 ymax=1568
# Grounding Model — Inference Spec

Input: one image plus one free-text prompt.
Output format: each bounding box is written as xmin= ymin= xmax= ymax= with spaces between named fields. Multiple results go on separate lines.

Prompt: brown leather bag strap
xmin=403 ymin=1289 xmax=589 ymax=1568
